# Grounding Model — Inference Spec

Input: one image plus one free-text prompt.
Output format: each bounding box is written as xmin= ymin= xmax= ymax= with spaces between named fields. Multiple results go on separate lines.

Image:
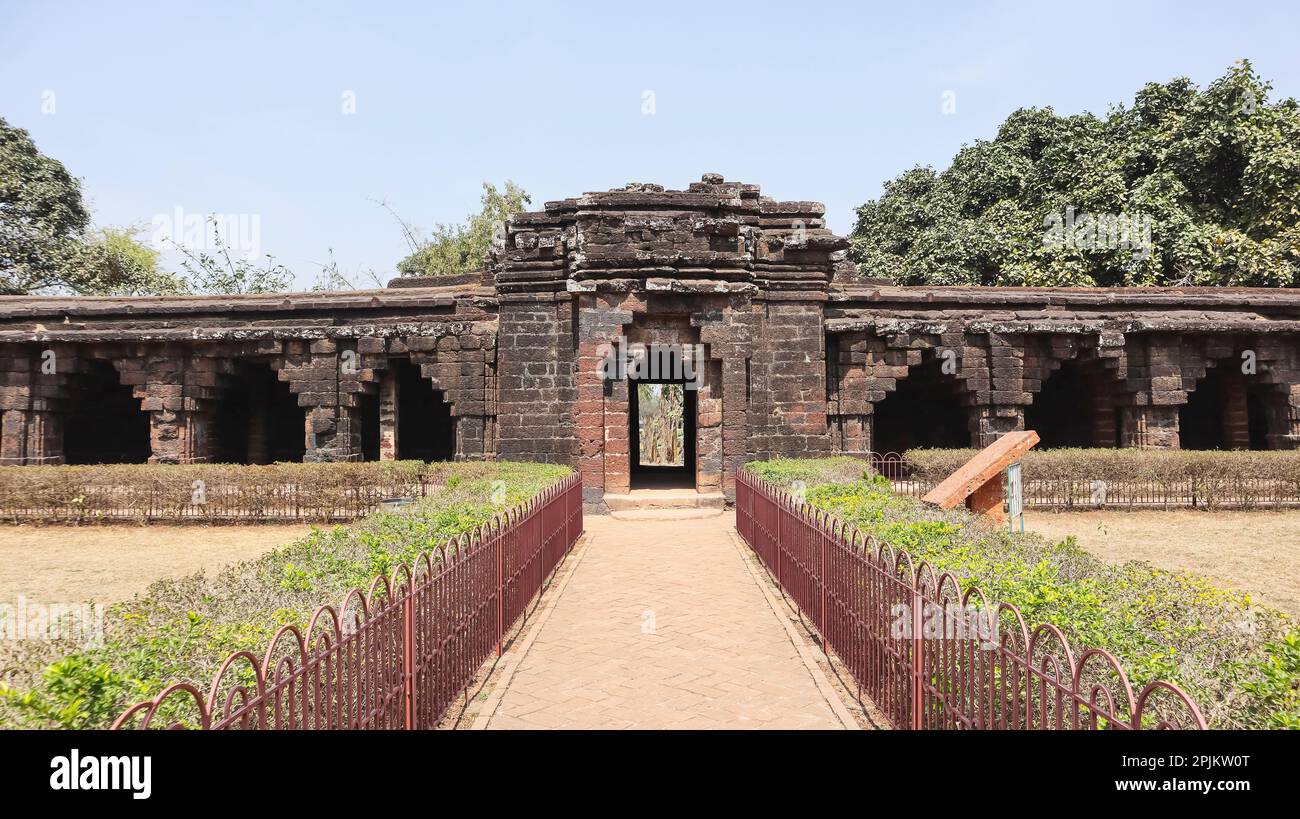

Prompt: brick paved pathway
xmin=479 ymin=511 xmax=852 ymax=729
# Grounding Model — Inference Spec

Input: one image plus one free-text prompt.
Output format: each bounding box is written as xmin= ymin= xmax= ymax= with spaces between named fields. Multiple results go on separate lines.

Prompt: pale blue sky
xmin=2 ymin=0 xmax=1297 ymax=289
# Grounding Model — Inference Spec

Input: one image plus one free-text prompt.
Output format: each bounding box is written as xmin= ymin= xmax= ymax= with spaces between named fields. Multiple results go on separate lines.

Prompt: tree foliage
xmin=1 ymin=117 xmax=192 ymax=295
xmin=0 ymin=116 xmax=92 ymax=294
xmin=849 ymin=61 xmax=1300 ymax=287
xmin=1 ymin=117 xmax=304 ymax=296
xmin=395 ymin=181 xmax=530 ymax=277
xmin=77 ymin=228 xmax=188 ymax=296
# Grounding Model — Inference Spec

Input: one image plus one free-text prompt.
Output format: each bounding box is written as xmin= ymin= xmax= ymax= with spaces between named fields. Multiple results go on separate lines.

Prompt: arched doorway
xmin=1025 ymin=358 xmax=1119 ymax=448
xmin=871 ymin=357 xmax=970 ymax=454
xmin=392 ymin=359 xmax=454 ymax=462
xmin=1180 ymin=363 xmax=1276 ymax=450
xmin=214 ymin=361 xmax=306 ymax=463
xmin=63 ymin=360 xmax=150 ymax=464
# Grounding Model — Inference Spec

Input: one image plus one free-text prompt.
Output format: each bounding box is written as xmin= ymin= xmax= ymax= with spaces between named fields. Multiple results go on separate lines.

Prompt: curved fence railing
xmin=735 ymin=468 xmax=1206 ymax=730
xmin=111 ymin=473 xmax=584 ymax=730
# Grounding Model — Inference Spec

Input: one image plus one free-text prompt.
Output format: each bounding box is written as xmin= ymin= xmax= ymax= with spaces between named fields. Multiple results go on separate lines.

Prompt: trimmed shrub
xmin=746 ymin=456 xmax=1300 ymax=729
xmin=904 ymin=448 xmax=1300 ymax=509
xmin=0 ymin=461 xmax=506 ymax=523
xmin=0 ymin=461 xmax=571 ymax=729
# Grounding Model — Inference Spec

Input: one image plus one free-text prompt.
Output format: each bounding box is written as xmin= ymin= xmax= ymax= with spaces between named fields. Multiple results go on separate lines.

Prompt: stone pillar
xmin=0 ymin=410 xmax=26 ymax=464
xmin=1121 ymin=405 xmax=1180 ymax=448
xmin=0 ymin=408 xmax=61 ymax=465
xmin=378 ymin=367 xmax=399 ymax=460
xmin=131 ymin=347 xmax=220 ymax=464
xmin=1220 ymin=371 xmax=1251 ymax=450
xmin=1091 ymin=397 xmax=1118 ymax=448
xmin=974 ymin=405 xmax=1023 ymax=447
xmin=458 ymin=329 xmax=496 ymax=461
xmin=833 ymin=415 xmax=871 ymax=456
xmin=1123 ymin=335 xmax=1184 ymax=449
xmin=982 ymin=333 xmax=1024 ymax=446
xmin=280 ymin=340 xmax=359 ymax=463
xmin=603 ymin=376 xmax=630 ymax=495
xmin=694 ymin=357 xmax=723 ymax=493
xmin=720 ymin=355 xmax=749 ymax=498
xmin=574 ymin=334 xmax=607 ymax=499
xmin=1 ymin=344 xmax=74 ymax=464
xmin=142 ymin=386 xmax=201 ymax=465
xmin=304 ymin=406 xmax=356 ymax=462
xmin=148 ymin=409 xmax=213 ymax=464
xmin=571 ymin=294 xmax=632 ymax=506
xmin=827 ymin=331 xmax=874 ymax=456
xmin=27 ymin=409 xmax=62 ymax=463
xmin=1267 ymin=385 xmax=1300 ymax=450
xmin=246 ymin=373 xmax=269 ymax=464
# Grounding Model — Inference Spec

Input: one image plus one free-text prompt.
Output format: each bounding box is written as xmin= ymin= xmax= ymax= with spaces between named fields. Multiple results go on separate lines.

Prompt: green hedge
xmin=0 ymin=462 xmax=572 ymax=729
xmin=904 ymin=448 xmax=1300 ymax=509
xmin=746 ymin=456 xmax=1300 ymax=729
xmin=0 ymin=461 xmax=500 ymax=523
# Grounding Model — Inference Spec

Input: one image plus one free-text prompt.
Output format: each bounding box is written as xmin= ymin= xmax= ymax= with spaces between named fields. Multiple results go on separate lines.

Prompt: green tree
xmin=394 ymin=181 xmax=530 ymax=277
xmin=849 ymin=61 xmax=1300 ymax=288
xmin=1 ymin=117 xmax=191 ymax=295
xmin=74 ymin=227 xmax=188 ymax=296
xmin=0 ymin=116 xmax=91 ymax=294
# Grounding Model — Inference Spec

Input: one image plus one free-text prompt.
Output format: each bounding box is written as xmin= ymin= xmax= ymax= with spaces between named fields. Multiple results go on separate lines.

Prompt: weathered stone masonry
xmin=0 ymin=284 xmax=499 ymax=465
xmin=489 ymin=175 xmax=842 ymax=507
xmin=0 ymin=175 xmax=1297 ymax=511
xmin=825 ymin=286 xmax=1300 ymax=455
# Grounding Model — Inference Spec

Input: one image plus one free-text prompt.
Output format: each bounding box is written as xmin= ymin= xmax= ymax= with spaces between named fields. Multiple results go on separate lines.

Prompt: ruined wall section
xmin=748 ymin=197 xmax=843 ymax=462
xmin=489 ymin=203 xmax=578 ymax=467
xmin=0 ymin=287 xmax=497 ymax=464
xmin=826 ymin=286 xmax=1300 ymax=451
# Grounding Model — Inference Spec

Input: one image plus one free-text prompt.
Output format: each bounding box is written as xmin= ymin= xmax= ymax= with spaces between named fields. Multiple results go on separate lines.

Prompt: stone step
xmin=602 ymin=490 xmax=726 ymax=512
xmin=609 ymin=507 xmax=726 ymax=521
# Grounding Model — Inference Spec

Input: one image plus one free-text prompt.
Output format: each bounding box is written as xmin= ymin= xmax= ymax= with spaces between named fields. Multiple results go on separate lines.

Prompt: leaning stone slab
xmin=920 ymin=430 xmax=1039 ymax=522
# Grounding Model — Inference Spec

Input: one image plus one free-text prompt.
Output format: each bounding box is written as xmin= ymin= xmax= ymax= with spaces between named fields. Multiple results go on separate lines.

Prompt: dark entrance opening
xmin=1179 ymin=367 xmax=1227 ymax=450
xmin=63 ymin=360 xmax=150 ymax=464
xmin=1247 ymin=389 xmax=1270 ymax=451
xmin=871 ymin=357 xmax=970 ymax=455
xmin=1025 ymin=359 xmax=1117 ymax=448
xmin=630 ymin=380 xmax=697 ymax=489
xmin=394 ymin=359 xmax=454 ymax=462
xmin=215 ymin=362 xmax=306 ymax=463
xmin=1180 ymin=364 xmax=1275 ymax=451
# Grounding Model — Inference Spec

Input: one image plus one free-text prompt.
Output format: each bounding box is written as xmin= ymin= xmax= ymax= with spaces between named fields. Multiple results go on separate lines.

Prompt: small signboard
xmin=1006 ymin=461 xmax=1024 ymax=533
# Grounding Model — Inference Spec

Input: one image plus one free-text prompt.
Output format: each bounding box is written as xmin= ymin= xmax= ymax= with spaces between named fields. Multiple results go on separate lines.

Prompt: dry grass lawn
xmin=0 ymin=524 xmax=317 ymax=605
xmin=1025 ymin=510 xmax=1300 ymax=618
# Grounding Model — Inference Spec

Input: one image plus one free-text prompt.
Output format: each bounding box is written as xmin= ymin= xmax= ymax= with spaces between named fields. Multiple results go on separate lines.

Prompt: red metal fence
xmin=112 ymin=474 xmax=584 ymax=730
xmin=735 ymin=468 xmax=1207 ymax=729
